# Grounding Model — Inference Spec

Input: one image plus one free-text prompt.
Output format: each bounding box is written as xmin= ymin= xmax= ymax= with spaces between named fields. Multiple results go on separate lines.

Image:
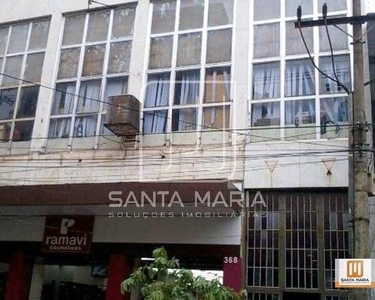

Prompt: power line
xmin=296 ymin=6 xmax=351 ymax=95
xmin=323 ymin=3 xmax=351 ymax=94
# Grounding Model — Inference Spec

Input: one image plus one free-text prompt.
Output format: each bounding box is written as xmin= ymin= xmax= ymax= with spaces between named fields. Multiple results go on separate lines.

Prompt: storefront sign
xmin=41 ymin=216 xmax=94 ymax=253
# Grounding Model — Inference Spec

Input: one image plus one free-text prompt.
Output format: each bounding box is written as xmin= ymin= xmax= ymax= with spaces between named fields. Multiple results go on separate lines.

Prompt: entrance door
xmin=283 ymin=292 xmax=320 ymax=300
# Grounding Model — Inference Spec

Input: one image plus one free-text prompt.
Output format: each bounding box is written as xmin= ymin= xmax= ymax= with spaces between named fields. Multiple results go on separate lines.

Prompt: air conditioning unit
xmin=104 ymin=94 xmax=141 ymax=137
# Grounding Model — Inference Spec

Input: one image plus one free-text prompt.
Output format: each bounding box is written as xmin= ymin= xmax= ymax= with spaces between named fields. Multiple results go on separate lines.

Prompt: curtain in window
xmin=77 ymin=81 xmax=101 ymax=113
xmin=175 ymin=71 xmax=199 ymax=105
xmin=74 ymin=116 xmax=97 ymax=137
xmin=54 ymin=84 xmax=75 ymax=115
xmin=320 ymin=98 xmax=348 ymax=125
xmin=205 ymin=68 xmax=231 ymax=103
xmin=145 ymin=74 xmax=170 ymax=107
xmin=172 ymin=108 xmax=196 ymax=131
xmin=49 ymin=118 xmax=71 ymax=138
xmin=143 ymin=110 xmax=167 ymax=133
xmin=285 ymin=100 xmax=315 ymax=126
xmin=253 ymin=63 xmax=280 ymax=100
xmin=320 ymin=56 xmax=351 ymax=94
xmin=251 ymin=102 xmax=280 ymax=126
xmin=285 ymin=60 xmax=315 ymax=97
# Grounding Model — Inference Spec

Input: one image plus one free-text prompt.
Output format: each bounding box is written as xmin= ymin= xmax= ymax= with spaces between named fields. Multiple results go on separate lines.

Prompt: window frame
xmin=249 ymin=0 xmax=352 ymax=141
xmin=143 ymin=0 xmax=235 ymax=135
xmin=0 ymin=19 xmax=50 ymax=145
xmin=50 ymin=6 xmax=135 ymax=145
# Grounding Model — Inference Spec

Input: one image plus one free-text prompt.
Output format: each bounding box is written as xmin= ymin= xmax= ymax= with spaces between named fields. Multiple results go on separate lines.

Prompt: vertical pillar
xmin=28 ymin=263 xmax=44 ymax=300
xmin=223 ymin=257 xmax=242 ymax=293
xmin=5 ymin=251 xmax=33 ymax=300
xmin=106 ymin=254 xmax=132 ymax=300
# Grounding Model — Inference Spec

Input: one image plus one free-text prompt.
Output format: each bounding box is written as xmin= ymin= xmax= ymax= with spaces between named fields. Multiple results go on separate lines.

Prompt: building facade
xmin=0 ymin=0 xmax=373 ymax=300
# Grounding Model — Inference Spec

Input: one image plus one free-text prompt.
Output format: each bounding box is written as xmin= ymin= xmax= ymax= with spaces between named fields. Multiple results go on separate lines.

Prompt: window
xmin=145 ymin=0 xmax=233 ymax=134
xmin=253 ymin=62 xmax=280 ymax=100
xmin=251 ymin=0 xmax=350 ymax=141
xmin=320 ymin=55 xmax=351 ymax=94
xmin=285 ymin=99 xmax=316 ymax=126
xmin=285 ymin=59 xmax=315 ymax=97
xmin=286 ymin=21 xmax=313 ymax=56
xmin=254 ymin=24 xmax=280 ymax=59
xmin=318 ymin=0 xmax=346 ymax=13
xmin=319 ymin=23 xmax=348 ymax=52
xmin=50 ymin=7 xmax=135 ymax=139
xmin=285 ymin=0 xmax=313 ymax=17
xmin=0 ymin=20 xmax=50 ymax=142
xmin=251 ymin=102 xmax=280 ymax=127
xmin=254 ymin=0 xmax=280 ymax=21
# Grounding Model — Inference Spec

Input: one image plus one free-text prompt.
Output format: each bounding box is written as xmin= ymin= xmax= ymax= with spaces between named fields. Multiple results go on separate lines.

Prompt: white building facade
xmin=0 ymin=0 xmax=372 ymax=300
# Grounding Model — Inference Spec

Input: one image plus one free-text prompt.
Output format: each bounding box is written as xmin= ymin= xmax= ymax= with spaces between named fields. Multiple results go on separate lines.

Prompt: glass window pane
xmin=143 ymin=110 xmax=168 ymax=133
xmin=206 ymin=29 xmax=232 ymax=63
xmin=108 ymin=41 xmax=132 ymax=74
xmin=177 ymin=33 xmax=201 ymax=67
xmin=0 ymin=122 xmax=11 ymax=142
xmin=254 ymin=23 xmax=280 ymax=59
xmin=318 ymin=0 xmax=346 ymax=12
xmin=174 ymin=70 xmax=200 ymax=105
xmin=82 ymin=44 xmax=106 ymax=76
xmin=86 ymin=10 xmax=110 ymax=42
xmin=203 ymin=106 xmax=230 ymax=129
xmin=8 ymin=24 xmax=29 ymax=54
xmin=204 ymin=67 xmax=231 ymax=103
xmin=17 ymin=86 xmax=39 ymax=118
xmin=49 ymin=118 xmax=71 ymax=139
xmin=77 ymin=80 xmax=101 ymax=113
xmin=104 ymin=77 xmax=128 ymax=110
xmin=208 ymin=0 xmax=233 ymax=26
xmin=63 ymin=14 xmax=86 ymax=45
xmin=253 ymin=62 xmax=280 ymax=100
xmin=52 ymin=82 xmax=76 ymax=115
xmin=254 ymin=0 xmax=280 ymax=21
xmin=319 ymin=23 xmax=348 ymax=51
xmin=57 ymin=48 xmax=80 ymax=79
xmin=152 ymin=1 xmax=176 ymax=34
xmin=285 ymin=99 xmax=316 ymax=125
xmin=13 ymin=120 xmax=34 ymax=141
xmin=320 ymin=55 xmax=351 ymax=94
xmin=179 ymin=0 xmax=204 ymax=30
xmin=286 ymin=0 xmax=313 ymax=17
xmin=0 ymin=88 xmax=16 ymax=120
xmin=24 ymin=52 xmax=45 ymax=82
xmin=172 ymin=108 xmax=197 ymax=131
xmin=74 ymin=115 xmax=97 ymax=137
xmin=149 ymin=36 xmax=173 ymax=69
xmin=2 ymin=56 xmax=23 ymax=87
xmin=112 ymin=7 xmax=136 ymax=39
xmin=286 ymin=21 xmax=313 ymax=55
xmin=29 ymin=20 xmax=50 ymax=50
xmin=145 ymin=73 xmax=170 ymax=108
xmin=285 ymin=59 xmax=315 ymax=97
xmin=320 ymin=98 xmax=348 ymax=124
xmin=251 ymin=102 xmax=280 ymax=126
xmin=0 ymin=27 xmax=9 ymax=56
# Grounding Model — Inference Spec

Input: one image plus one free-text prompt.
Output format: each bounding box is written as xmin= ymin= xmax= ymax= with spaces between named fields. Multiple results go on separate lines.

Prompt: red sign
xmin=41 ymin=216 xmax=94 ymax=253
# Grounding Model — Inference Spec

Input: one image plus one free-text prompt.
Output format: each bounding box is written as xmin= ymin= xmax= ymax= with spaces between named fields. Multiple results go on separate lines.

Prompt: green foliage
xmin=121 ymin=247 xmax=246 ymax=300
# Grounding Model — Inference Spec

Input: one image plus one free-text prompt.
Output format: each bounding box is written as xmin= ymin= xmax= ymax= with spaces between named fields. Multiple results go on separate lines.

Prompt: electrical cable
xmin=297 ymin=6 xmax=351 ymax=95
xmin=322 ymin=3 xmax=351 ymax=95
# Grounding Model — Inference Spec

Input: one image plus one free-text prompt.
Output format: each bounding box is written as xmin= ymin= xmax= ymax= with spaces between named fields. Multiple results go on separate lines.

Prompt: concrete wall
xmin=0 ymin=215 xmax=241 ymax=245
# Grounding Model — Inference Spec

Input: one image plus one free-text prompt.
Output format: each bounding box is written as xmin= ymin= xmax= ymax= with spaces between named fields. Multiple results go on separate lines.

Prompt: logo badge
xmin=335 ymin=259 xmax=375 ymax=288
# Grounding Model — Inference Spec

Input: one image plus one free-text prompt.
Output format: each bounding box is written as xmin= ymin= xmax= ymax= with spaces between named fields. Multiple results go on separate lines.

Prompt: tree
xmin=121 ymin=247 xmax=247 ymax=300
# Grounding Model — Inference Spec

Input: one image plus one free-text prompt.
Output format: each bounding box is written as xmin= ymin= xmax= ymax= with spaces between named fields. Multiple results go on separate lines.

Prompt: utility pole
xmin=295 ymin=1 xmax=374 ymax=299
xmin=351 ymin=0 xmax=370 ymax=299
